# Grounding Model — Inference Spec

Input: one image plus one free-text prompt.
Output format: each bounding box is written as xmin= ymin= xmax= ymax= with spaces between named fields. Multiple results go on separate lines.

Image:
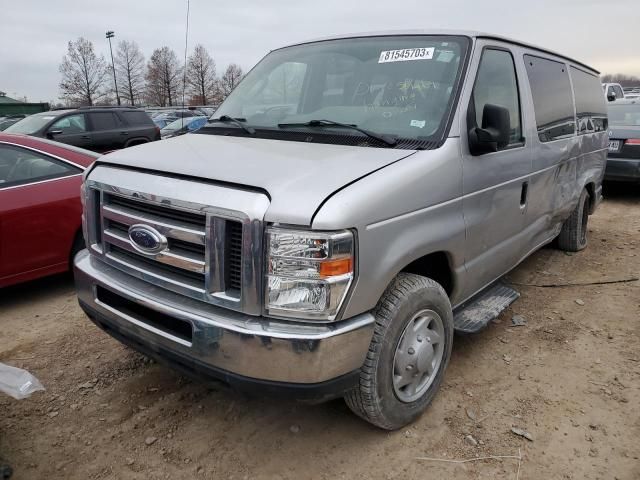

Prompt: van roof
xmin=286 ymin=29 xmax=600 ymax=75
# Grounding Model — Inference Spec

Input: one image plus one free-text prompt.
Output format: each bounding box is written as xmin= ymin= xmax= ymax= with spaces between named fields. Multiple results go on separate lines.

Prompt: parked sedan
xmin=606 ymin=99 xmax=640 ymax=183
xmin=160 ymin=116 xmax=208 ymax=139
xmin=0 ymin=118 xmax=22 ymax=131
xmin=0 ymin=115 xmax=27 ymax=131
xmin=0 ymin=133 xmax=99 ymax=287
xmin=152 ymin=115 xmax=178 ymax=129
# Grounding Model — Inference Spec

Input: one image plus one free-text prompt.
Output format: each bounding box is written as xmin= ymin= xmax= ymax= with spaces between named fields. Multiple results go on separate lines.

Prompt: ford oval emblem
xmin=128 ymin=224 xmax=167 ymax=254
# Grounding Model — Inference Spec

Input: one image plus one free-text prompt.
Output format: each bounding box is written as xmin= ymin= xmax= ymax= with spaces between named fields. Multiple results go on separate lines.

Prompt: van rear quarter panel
xmin=312 ymin=139 xmax=466 ymax=319
xmin=525 ymin=132 xmax=606 ymax=248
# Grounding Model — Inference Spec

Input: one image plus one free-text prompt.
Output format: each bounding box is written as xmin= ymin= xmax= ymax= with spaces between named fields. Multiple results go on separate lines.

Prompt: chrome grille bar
xmin=103 ymin=227 xmax=206 ymax=274
xmin=102 ymin=203 xmax=206 ymax=245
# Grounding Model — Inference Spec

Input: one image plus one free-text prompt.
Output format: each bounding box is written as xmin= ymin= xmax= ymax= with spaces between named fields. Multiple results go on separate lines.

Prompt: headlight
xmin=265 ymin=228 xmax=354 ymax=321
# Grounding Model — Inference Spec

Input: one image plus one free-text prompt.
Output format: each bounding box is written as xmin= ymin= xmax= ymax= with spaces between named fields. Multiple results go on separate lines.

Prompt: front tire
xmin=557 ymin=188 xmax=590 ymax=252
xmin=345 ymin=273 xmax=453 ymax=430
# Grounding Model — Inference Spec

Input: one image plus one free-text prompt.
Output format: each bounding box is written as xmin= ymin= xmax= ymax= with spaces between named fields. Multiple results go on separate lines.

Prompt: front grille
xmin=93 ymin=191 xmax=244 ymax=303
xmin=84 ymin=166 xmax=266 ymax=316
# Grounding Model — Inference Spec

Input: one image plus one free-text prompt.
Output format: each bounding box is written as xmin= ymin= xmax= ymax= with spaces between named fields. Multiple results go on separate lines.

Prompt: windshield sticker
xmin=410 ymin=120 xmax=426 ymax=129
xmin=378 ymin=48 xmax=435 ymax=64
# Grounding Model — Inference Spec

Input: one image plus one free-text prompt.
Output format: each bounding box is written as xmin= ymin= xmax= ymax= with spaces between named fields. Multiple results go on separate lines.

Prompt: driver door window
xmin=472 ymin=49 xmax=522 ymax=147
xmin=50 ymin=114 xmax=87 ymax=134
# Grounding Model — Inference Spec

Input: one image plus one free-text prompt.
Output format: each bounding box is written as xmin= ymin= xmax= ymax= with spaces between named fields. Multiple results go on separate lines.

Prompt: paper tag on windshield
xmin=379 ymin=47 xmax=435 ymax=63
xmin=410 ymin=120 xmax=426 ymax=128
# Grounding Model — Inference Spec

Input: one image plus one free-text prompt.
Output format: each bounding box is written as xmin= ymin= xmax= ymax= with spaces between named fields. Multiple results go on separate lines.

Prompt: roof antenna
xmin=181 ymin=0 xmax=190 ymax=129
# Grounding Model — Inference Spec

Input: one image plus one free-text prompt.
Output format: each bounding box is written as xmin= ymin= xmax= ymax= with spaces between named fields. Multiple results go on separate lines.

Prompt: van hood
xmin=98 ymin=133 xmax=415 ymax=225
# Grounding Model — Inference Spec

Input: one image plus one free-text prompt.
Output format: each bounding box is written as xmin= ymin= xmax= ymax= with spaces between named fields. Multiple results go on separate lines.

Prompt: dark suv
xmin=5 ymin=107 xmax=160 ymax=152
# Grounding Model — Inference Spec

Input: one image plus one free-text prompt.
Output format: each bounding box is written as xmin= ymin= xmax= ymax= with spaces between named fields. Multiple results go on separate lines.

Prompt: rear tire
xmin=344 ymin=273 xmax=453 ymax=430
xmin=557 ymin=189 xmax=590 ymax=252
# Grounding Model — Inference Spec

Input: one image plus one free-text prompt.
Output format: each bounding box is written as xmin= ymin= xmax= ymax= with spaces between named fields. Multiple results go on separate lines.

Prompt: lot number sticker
xmin=378 ymin=47 xmax=435 ymax=63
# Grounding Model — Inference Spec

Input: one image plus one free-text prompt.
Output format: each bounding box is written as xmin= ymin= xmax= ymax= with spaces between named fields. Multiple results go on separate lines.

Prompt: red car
xmin=0 ymin=133 xmax=99 ymax=287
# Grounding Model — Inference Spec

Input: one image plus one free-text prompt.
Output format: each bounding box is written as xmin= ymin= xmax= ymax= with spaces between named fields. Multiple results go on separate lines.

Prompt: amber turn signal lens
xmin=319 ymin=258 xmax=353 ymax=277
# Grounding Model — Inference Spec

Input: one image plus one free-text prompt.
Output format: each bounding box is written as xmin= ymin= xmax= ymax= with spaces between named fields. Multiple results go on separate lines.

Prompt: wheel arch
xmin=584 ymin=181 xmax=596 ymax=214
xmin=124 ymin=137 xmax=149 ymax=148
xmin=398 ymin=250 xmax=455 ymax=298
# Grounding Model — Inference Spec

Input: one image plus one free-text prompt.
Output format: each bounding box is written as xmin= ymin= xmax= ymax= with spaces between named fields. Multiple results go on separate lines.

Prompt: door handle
xmin=520 ymin=181 xmax=529 ymax=208
xmin=120 ymin=131 xmax=129 ymax=135
xmin=81 ymin=135 xmax=91 ymax=140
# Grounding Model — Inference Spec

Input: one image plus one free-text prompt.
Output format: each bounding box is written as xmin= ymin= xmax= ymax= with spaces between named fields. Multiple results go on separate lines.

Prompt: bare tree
xmin=145 ymin=47 xmax=183 ymax=106
xmin=115 ymin=40 xmax=145 ymax=105
xmin=186 ymin=44 xmax=217 ymax=105
xmin=59 ymin=37 xmax=109 ymax=106
xmin=601 ymin=73 xmax=640 ymax=88
xmin=218 ymin=64 xmax=244 ymax=100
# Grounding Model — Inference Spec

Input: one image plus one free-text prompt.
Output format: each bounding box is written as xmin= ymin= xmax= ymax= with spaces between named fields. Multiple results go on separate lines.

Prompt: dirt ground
xmin=1 ymin=185 xmax=639 ymax=480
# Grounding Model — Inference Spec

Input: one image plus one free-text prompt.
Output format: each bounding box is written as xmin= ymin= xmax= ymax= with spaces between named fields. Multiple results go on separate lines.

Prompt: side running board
xmin=453 ymin=282 xmax=520 ymax=334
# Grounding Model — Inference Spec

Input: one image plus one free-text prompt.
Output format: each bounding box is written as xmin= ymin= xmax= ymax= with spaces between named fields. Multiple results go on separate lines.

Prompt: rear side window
xmin=0 ymin=144 xmax=81 ymax=189
xmin=524 ymin=55 xmax=575 ymax=142
xmin=121 ymin=111 xmax=153 ymax=126
xmin=89 ymin=112 xmax=122 ymax=131
xmin=570 ymin=67 xmax=608 ymax=133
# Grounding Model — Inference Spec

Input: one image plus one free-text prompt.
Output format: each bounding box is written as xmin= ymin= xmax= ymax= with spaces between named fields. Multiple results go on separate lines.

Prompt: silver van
xmin=74 ymin=30 xmax=607 ymax=429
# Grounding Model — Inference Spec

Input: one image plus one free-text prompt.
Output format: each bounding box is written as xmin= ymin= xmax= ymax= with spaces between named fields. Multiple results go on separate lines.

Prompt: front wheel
xmin=345 ymin=273 xmax=453 ymax=430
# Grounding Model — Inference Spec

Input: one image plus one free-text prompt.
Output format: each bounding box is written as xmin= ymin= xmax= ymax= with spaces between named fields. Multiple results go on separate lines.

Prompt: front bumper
xmin=74 ymin=250 xmax=374 ymax=397
xmin=605 ymin=158 xmax=640 ymax=183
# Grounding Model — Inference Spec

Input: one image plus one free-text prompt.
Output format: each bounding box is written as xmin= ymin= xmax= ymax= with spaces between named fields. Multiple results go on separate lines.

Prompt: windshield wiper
xmin=277 ymin=119 xmax=397 ymax=146
xmin=209 ymin=115 xmax=256 ymax=135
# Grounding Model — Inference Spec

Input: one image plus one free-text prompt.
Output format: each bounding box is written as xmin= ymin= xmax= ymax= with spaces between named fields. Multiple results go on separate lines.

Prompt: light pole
xmin=105 ymin=31 xmax=120 ymax=106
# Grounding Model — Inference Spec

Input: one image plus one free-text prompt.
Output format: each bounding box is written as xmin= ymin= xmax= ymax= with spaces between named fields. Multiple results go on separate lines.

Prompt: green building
xmin=0 ymin=91 xmax=49 ymax=116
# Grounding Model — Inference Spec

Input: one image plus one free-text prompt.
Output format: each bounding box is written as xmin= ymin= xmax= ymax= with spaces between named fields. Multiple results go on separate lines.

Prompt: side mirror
xmin=469 ymin=104 xmax=511 ymax=156
xmin=607 ymin=92 xmax=616 ymax=102
xmin=46 ymin=129 xmax=63 ymax=139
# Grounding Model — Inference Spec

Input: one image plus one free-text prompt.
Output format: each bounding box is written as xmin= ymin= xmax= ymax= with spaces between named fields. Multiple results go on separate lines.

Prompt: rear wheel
xmin=557 ymin=188 xmax=590 ymax=252
xmin=344 ymin=273 xmax=453 ymax=430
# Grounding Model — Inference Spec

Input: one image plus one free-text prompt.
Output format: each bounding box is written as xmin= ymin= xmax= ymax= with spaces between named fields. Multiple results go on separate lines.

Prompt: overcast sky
xmin=1 ymin=0 xmax=638 ymax=102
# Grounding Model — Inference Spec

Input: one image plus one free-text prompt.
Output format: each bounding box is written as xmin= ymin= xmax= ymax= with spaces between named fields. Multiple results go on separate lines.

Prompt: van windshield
xmin=209 ymin=35 xmax=469 ymax=147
